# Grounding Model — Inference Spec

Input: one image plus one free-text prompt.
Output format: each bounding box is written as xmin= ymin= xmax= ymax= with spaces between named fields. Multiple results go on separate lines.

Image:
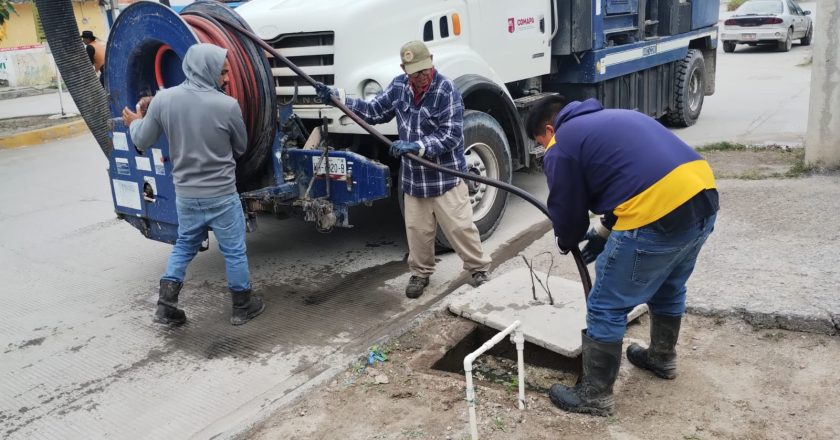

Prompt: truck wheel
xmin=800 ymin=25 xmax=812 ymax=46
xmin=723 ymin=42 xmax=736 ymax=53
xmin=664 ymin=49 xmax=706 ymax=127
xmin=777 ymin=28 xmax=793 ymax=52
xmin=455 ymin=110 xmax=512 ymax=238
xmin=398 ymin=110 xmax=512 ymax=251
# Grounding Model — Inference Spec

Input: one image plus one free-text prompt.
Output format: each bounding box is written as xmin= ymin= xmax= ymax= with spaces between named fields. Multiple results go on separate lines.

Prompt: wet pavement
xmin=0 ymin=134 xmax=552 ymax=439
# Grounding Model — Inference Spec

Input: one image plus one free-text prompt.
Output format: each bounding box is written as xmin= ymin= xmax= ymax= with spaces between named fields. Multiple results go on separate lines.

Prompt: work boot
xmin=472 ymin=271 xmax=489 ymax=287
xmin=627 ymin=314 xmax=681 ymax=379
xmin=405 ymin=276 xmax=429 ymax=299
xmin=549 ymin=331 xmax=622 ymax=416
xmin=230 ymin=289 xmax=266 ymax=326
xmin=153 ymin=279 xmax=187 ymax=326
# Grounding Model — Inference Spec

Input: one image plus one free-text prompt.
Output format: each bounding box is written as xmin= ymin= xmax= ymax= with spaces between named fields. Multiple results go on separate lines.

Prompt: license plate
xmin=742 ymin=33 xmax=756 ymax=40
xmin=312 ymin=156 xmax=347 ymax=179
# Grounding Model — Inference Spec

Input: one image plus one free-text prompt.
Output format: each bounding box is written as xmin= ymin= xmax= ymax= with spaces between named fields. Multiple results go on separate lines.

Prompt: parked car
xmin=721 ymin=0 xmax=812 ymax=53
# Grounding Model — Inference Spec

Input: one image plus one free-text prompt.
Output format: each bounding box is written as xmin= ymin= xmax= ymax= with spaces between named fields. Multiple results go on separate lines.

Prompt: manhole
xmin=430 ymin=324 xmax=580 ymax=393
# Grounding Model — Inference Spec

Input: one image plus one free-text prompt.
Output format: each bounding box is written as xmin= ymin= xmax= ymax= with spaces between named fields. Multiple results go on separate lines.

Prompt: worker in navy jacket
xmin=526 ymin=96 xmax=718 ymax=416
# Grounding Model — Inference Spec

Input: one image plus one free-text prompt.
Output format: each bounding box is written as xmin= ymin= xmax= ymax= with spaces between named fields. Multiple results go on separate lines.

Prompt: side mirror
xmin=803 ymin=10 xmax=812 ymax=15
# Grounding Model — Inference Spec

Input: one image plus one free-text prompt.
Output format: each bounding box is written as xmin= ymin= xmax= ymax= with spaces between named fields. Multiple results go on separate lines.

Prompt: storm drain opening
xmin=430 ymin=323 xmax=581 ymax=393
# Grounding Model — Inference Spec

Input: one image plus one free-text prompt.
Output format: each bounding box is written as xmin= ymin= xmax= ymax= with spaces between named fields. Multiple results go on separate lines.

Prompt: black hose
xmin=35 ymin=0 xmax=112 ymax=157
xmin=215 ymin=18 xmax=593 ymax=297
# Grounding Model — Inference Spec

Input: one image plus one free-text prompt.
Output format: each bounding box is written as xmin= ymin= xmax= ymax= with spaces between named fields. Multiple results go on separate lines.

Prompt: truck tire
xmin=451 ymin=110 xmax=512 ymax=241
xmin=800 ymin=25 xmax=812 ymax=46
xmin=397 ymin=110 xmax=512 ymax=251
xmin=664 ymin=49 xmax=706 ymax=127
xmin=723 ymin=42 xmax=736 ymax=53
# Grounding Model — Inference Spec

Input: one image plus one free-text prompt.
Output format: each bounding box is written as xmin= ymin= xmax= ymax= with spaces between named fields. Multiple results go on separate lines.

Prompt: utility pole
xmin=805 ymin=1 xmax=840 ymax=167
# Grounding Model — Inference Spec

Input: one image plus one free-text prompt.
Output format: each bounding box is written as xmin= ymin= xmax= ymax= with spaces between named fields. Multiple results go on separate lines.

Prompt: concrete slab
xmin=447 ymin=268 xmax=647 ymax=357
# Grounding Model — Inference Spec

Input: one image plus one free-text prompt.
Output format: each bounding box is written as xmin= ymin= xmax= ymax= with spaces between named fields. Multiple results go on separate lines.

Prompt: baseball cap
xmin=400 ymin=41 xmax=433 ymax=75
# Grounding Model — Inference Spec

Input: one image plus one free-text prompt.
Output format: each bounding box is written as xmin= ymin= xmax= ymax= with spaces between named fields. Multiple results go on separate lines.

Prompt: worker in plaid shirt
xmin=316 ymin=40 xmax=491 ymax=298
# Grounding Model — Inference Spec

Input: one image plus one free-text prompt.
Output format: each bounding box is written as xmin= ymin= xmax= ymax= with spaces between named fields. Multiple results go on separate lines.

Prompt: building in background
xmin=0 ymin=0 xmax=107 ymax=87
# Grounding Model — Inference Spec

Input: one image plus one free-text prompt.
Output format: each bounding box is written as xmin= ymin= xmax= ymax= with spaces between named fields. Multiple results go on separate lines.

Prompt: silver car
xmin=721 ymin=0 xmax=813 ymax=53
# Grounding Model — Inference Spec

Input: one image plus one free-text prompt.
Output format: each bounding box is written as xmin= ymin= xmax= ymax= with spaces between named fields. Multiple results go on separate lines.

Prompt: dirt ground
xmin=246 ymin=148 xmax=839 ymax=440
xmin=249 ymin=312 xmax=839 ymax=440
xmin=0 ymin=115 xmax=81 ymax=137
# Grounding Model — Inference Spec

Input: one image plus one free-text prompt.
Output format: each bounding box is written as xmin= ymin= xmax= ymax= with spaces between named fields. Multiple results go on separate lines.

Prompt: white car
xmin=721 ymin=0 xmax=813 ymax=53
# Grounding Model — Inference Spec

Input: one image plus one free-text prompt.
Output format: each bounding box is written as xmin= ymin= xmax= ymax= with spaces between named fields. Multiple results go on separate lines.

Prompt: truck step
xmin=514 ymin=92 xmax=560 ymax=110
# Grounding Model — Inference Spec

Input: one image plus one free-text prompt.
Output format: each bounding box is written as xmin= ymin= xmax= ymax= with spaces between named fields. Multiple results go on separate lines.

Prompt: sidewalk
xmin=0 ymin=90 xmax=85 ymax=149
xmin=0 ymin=90 xmax=79 ymax=119
xmin=493 ymin=173 xmax=840 ymax=336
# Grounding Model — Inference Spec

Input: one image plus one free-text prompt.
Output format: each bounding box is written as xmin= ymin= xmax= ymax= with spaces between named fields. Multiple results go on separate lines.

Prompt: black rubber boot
xmin=627 ymin=314 xmax=681 ymax=379
xmin=230 ymin=289 xmax=265 ymax=326
xmin=153 ymin=280 xmax=187 ymax=326
xmin=405 ymin=276 xmax=429 ymax=299
xmin=549 ymin=331 xmax=622 ymax=416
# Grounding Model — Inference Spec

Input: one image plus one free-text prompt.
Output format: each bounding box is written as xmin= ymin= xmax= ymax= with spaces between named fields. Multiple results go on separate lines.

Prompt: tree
xmin=0 ymin=0 xmax=18 ymax=41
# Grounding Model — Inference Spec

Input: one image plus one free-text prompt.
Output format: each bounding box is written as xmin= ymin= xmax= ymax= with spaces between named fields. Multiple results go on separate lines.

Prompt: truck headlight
xmin=362 ymin=80 xmax=383 ymax=101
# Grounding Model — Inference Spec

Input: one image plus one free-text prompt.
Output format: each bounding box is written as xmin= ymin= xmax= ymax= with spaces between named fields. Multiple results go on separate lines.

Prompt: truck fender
xmin=454 ymin=74 xmax=528 ymax=171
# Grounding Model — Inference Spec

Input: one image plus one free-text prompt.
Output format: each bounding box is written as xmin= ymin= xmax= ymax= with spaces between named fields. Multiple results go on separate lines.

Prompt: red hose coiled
xmin=153 ymin=14 xmax=265 ymax=175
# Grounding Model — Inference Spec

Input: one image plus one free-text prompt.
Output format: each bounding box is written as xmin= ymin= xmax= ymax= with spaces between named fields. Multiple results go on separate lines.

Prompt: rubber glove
xmin=314 ymin=82 xmax=338 ymax=106
xmin=580 ymin=228 xmax=607 ymax=264
xmin=389 ymin=140 xmax=421 ymax=158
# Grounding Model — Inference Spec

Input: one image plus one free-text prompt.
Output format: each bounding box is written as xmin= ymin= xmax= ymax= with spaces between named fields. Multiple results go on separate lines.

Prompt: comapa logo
xmin=508 ymin=16 xmax=536 ymax=33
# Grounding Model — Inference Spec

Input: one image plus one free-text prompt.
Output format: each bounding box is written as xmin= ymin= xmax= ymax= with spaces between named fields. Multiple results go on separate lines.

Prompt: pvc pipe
xmin=513 ymin=328 xmax=526 ymax=410
xmin=463 ymin=320 xmax=524 ymax=440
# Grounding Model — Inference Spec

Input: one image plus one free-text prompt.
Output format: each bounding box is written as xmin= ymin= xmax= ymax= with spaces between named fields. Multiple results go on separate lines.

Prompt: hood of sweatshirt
xmin=182 ymin=43 xmax=228 ymax=91
xmin=553 ymin=98 xmax=604 ymax=128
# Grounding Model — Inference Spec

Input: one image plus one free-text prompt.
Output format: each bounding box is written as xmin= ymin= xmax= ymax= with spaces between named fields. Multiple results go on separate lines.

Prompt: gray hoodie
xmin=129 ymin=43 xmax=247 ymax=198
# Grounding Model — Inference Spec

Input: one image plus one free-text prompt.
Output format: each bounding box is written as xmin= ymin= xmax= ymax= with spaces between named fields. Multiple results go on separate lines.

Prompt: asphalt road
xmin=0 ymin=3 xmax=818 ymax=438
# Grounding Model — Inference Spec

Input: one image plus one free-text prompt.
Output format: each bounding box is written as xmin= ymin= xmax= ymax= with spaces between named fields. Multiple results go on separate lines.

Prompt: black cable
xmin=215 ymin=17 xmax=593 ymax=298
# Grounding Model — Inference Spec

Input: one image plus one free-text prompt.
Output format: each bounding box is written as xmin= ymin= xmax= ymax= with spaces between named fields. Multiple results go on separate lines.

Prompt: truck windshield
xmin=736 ymin=1 xmax=783 ymax=15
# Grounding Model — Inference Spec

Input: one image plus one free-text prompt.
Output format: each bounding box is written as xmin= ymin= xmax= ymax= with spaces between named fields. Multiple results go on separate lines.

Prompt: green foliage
xmin=727 ymin=0 xmax=749 ymax=11
xmin=492 ymin=416 xmax=506 ymax=432
xmin=0 ymin=0 xmax=17 ymax=27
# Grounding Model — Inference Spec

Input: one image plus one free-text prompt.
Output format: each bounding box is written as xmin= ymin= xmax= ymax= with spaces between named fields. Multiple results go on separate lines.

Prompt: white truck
xmin=234 ymin=0 xmax=720 ymax=240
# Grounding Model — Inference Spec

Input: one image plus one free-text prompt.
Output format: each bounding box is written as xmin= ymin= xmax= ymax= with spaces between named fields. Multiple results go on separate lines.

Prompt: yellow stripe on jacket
xmin=612 ymin=159 xmax=716 ymax=231
xmin=545 ymin=135 xmax=557 ymax=152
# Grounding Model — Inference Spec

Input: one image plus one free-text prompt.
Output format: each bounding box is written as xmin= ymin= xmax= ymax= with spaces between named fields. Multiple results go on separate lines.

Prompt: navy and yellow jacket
xmin=543 ymin=99 xmax=717 ymax=250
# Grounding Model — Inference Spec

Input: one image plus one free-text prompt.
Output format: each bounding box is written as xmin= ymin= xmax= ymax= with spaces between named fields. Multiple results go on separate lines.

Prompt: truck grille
xmin=267 ymin=31 xmax=335 ymax=106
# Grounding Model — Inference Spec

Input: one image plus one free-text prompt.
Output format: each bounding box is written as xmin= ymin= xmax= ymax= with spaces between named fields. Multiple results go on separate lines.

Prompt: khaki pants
xmin=404 ymin=181 xmax=491 ymax=277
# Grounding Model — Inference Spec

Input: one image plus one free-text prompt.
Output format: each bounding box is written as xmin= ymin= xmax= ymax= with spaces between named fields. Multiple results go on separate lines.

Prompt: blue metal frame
xmin=283 ymin=149 xmax=391 ymax=206
xmin=105 ymin=2 xmax=199 ymax=244
xmin=553 ymin=27 xmax=718 ymax=84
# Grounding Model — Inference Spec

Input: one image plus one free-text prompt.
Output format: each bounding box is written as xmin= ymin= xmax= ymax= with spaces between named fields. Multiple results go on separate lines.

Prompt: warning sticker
xmin=152 ymin=148 xmax=166 ymax=175
xmin=113 ymin=179 xmax=141 ymax=210
xmin=113 ymin=132 xmax=129 ymax=151
xmin=135 ymin=156 xmax=152 ymax=172
xmin=115 ymin=157 xmax=131 ymax=176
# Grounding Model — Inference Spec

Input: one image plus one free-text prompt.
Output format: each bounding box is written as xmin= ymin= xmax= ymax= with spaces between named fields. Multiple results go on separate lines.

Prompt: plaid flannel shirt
xmin=345 ymin=72 xmax=467 ymax=198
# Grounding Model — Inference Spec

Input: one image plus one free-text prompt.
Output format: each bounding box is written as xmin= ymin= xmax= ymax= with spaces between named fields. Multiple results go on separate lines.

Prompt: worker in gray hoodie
xmin=121 ymin=43 xmax=265 ymax=326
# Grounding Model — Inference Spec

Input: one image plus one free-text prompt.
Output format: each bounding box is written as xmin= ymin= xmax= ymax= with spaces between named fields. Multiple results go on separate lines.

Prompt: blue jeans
xmin=162 ymin=193 xmax=251 ymax=292
xmin=586 ymin=214 xmax=716 ymax=343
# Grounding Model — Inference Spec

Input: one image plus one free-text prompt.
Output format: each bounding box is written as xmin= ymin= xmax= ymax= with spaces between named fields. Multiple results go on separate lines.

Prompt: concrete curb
xmin=0 ymin=119 xmax=89 ymax=149
xmin=687 ymin=305 xmax=840 ymax=336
